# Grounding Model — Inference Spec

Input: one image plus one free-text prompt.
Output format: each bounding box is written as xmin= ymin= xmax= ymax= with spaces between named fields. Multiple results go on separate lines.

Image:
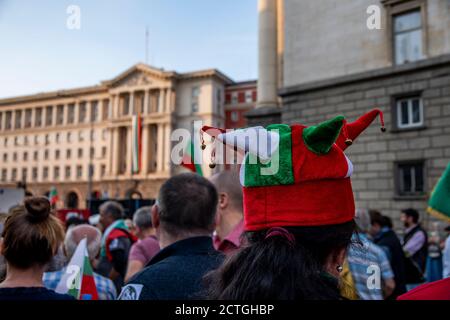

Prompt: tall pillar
xmin=143 ymin=89 xmax=150 ymax=114
xmin=246 ymin=0 xmax=281 ymax=126
xmin=158 ymin=89 xmax=165 ymax=113
xmin=63 ymin=104 xmax=68 ymax=125
xmin=141 ymin=124 xmax=149 ymax=174
xmin=165 ymin=88 xmax=172 ymax=113
xmin=129 ymin=91 xmax=134 ymax=115
xmin=156 ymin=124 xmax=164 ymax=172
xmin=111 ymin=128 xmax=120 ymax=175
xmin=164 ymin=123 xmax=171 ymax=173
xmin=52 ymin=105 xmax=57 ymax=126
xmin=112 ymin=94 xmax=119 ymax=118
xmin=126 ymin=126 xmax=132 ymax=175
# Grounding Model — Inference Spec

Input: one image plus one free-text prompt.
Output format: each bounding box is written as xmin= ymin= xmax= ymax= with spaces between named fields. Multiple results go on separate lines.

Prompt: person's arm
xmin=403 ymin=231 xmax=426 ymax=257
xmin=108 ymin=238 xmax=131 ymax=280
xmin=378 ymin=247 xmax=396 ymax=299
xmin=125 ymin=260 xmax=144 ymax=283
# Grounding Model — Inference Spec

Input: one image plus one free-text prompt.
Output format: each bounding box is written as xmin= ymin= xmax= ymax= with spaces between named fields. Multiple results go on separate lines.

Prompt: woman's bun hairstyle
xmin=24 ymin=197 xmax=51 ymax=223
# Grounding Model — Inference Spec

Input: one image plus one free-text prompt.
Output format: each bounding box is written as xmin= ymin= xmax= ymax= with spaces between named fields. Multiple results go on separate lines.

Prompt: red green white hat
xmin=201 ymin=109 xmax=385 ymax=231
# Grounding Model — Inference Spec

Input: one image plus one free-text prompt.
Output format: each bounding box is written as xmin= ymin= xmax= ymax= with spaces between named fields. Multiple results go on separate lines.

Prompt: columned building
xmin=0 ymin=63 xmax=232 ymax=208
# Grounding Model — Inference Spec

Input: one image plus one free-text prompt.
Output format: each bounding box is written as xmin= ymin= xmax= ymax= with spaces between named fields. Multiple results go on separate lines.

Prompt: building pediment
xmin=103 ymin=63 xmax=176 ymax=89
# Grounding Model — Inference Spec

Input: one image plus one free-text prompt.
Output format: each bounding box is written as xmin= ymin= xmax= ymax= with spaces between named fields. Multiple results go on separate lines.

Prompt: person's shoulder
xmin=398 ymin=277 xmax=450 ymax=300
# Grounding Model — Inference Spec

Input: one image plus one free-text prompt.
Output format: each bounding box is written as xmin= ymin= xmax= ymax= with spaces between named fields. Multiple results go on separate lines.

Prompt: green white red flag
xmin=49 ymin=186 xmax=58 ymax=205
xmin=132 ymin=114 xmax=142 ymax=174
xmin=181 ymin=138 xmax=203 ymax=176
xmin=427 ymin=162 xmax=450 ymax=222
xmin=55 ymin=238 xmax=99 ymax=300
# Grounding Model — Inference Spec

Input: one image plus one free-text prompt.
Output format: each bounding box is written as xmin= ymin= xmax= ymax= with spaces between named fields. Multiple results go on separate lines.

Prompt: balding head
xmin=64 ymin=224 xmax=102 ymax=260
xmin=210 ymin=170 xmax=243 ymax=213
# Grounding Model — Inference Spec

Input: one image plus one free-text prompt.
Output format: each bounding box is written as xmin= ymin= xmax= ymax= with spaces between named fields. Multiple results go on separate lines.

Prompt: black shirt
xmin=118 ymin=236 xmax=223 ymax=300
xmin=0 ymin=287 xmax=75 ymax=300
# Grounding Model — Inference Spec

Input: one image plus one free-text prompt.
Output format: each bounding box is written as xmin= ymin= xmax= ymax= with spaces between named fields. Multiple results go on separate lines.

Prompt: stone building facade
xmin=0 ymin=63 xmax=233 ymax=209
xmin=255 ymin=0 xmax=450 ymax=227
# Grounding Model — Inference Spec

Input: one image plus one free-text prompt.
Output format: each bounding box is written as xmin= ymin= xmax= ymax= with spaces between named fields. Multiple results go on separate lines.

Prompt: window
xmin=23 ymin=152 xmax=28 ymax=161
xmin=55 ymin=133 xmax=60 ymax=144
xmin=55 ymin=150 xmax=60 ymax=160
xmin=34 ymin=135 xmax=39 ymax=145
xmin=3 ymin=137 xmax=7 ymax=147
xmin=33 ymin=151 xmax=38 ymax=161
xmin=191 ymin=86 xmax=200 ymax=113
xmin=22 ymin=168 xmax=27 ymax=181
xmin=3 ymin=153 xmax=7 ymax=162
xmin=1 ymin=169 xmax=6 ymax=182
xmin=396 ymin=161 xmax=424 ymax=196
xmin=122 ymin=95 xmax=130 ymax=115
xmin=102 ymin=99 xmax=110 ymax=120
xmin=90 ymin=147 xmax=95 ymax=158
xmin=5 ymin=111 xmax=12 ymax=130
xmin=14 ymin=136 xmax=18 ymax=146
xmin=76 ymin=165 xmax=83 ymax=179
xmin=66 ymin=149 xmax=72 ymax=159
xmin=245 ymin=90 xmax=253 ymax=103
xmin=54 ymin=167 xmax=60 ymax=180
xmin=65 ymin=166 xmax=71 ymax=179
xmin=90 ymin=130 xmax=95 ymax=141
xmin=44 ymin=150 xmax=49 ymax=160
xmin=231 ymin=111 xmax=239 ymax=123
xmin=79 ymin=102 xmax=87 ymax=123
xmin=24 ymin=136 xmax=28 ymax=146
xmin=35 ymin=108 xmax=43 ymax=127
xmin=394 ymin=10 xmax=423 ymax=65
xmin=25 ymin=109 xmax=32 ymax=128
xmin=32 ymin=167 xmax=38 ymax=181
xmin=56 ymin=105 xmax=64 ymax=125
xmin=78 ymin=148 xmax=83 ymax=158
xmin=43 ymin=167 xmax=49 ymax=180
xmin=396 ymin=96 xmax=423 ymax=129
xmin=14 ymin=110 xmax=22 ymax=129
xmin=67 ymin=132 xmax=72 ymax=143
xmin=45 ymin=134 xmax=50 ymax=145
xmin=45 ymin=106 xmax=53 ymax=126
xmin=91 ymin=101 xmax=98 ymax=122
xmin=13 ymin=152 xmax=17 ymax=161
xmin=102 ymin=146 xmax=107 ymax=158
xmin=67 ymin=104 xmax=75 ymax=124
xmin=79 ymin=131 xmax=84 ymax=142
xmin=231 ymin=92 xmax=238 ymax=104
xmin=11 ymin=168 xmax=17 ymax=181
xmin=101 ymin=164 xmax=106 ymax=177
xmin=102 ymin=129 xmax=107 ymax=141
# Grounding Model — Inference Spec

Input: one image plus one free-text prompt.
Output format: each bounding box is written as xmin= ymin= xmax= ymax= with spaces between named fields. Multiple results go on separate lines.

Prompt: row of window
xmin=1 ymin=146 xmax=107 ymax=163
xmin=227 ymin=90 xmax=256 ymax=105
xmin=1 ymin=129 xmax=108 ymax=148
xmin=1 ymin=164 xmax=107 ymax=182
xmin=191 ymin=87 xmax=224 ymax=114
xmin=0 ymin=100 xmax=110 ymax=132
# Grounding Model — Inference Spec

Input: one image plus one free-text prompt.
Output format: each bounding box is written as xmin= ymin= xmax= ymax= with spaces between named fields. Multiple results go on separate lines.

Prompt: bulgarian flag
xmin=55 ymin=238 xmax=99 ymax=300
xmin=427 ymin=162 xmax=450 ymax=222
xmin=181 ymin=138 xmax=203 ymax=176
xmin=132 ymin=114 xmax=142 ymax=174
xmin=49 ymin=187 xmax=58 ymax=205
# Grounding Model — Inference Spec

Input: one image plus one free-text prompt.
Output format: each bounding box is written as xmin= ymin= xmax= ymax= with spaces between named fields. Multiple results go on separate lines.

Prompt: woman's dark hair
xmin=206 ymin=220 xmax=356 ymax=300
xmin=1 ymin=197 xmax=65 ymax=269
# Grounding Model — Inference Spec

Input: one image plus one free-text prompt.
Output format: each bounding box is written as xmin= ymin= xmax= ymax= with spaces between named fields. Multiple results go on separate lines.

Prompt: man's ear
xmin=219 ymin=192 xmax=229 ymax=210
xmin=0 ymin=238 xmax=4 ymax=255
xmin=151 ymin=205 xmax=160 ymax=230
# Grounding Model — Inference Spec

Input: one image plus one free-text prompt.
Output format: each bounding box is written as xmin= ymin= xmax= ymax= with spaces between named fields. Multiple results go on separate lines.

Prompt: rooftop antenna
xmin=145 ymin=26 xmax=149 ymax=65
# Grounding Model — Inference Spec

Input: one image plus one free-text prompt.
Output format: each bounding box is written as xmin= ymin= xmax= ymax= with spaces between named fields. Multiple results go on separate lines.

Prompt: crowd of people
xmin=0 ymin=170 xmax=448 ymax=300
xmin=0 ymin=110 xmax=449 ymax=300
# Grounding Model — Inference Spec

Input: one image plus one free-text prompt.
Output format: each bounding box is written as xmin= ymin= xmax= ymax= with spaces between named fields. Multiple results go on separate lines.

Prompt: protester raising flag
xmin=181 ymin=138 xmax=203 ymax=176
xmin=427 ymin=162 xmax=450 ymax=222
xmin=49 ymin=186 xmax=58 ymax=206
xmin=55 ymin=238 xmax=99 ymax=300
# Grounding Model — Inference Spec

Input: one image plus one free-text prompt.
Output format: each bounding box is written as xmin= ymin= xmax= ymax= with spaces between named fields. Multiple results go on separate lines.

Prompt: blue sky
xmin=0 ymin=0 xmax=257 ymax=98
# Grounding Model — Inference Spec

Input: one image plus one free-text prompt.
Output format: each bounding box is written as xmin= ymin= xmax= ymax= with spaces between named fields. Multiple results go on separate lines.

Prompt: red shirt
xmin=397 ymin=277 xmax=450 ymax=300
xmin=213 ymin=219 xmax=244 ymax=254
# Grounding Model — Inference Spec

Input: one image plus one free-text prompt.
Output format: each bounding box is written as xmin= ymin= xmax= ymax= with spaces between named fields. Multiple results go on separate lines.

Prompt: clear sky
xmin=0 ymin=0 xmax=257 ymax=99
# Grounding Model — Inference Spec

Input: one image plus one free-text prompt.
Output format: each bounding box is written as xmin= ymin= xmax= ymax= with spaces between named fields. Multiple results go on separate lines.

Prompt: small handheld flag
xmin=427 ymin=162 xmax=450 ymax=222
xmin=55 ymin=238 xmax=99 ymax=300
xmin=180 ymin=138 xmax=203 ymax=176
xmin=49 ymin=187 xmax=58 ymax=206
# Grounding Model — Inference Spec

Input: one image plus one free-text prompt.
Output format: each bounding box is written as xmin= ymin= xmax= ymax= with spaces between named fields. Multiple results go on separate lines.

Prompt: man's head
xmin=210 ymin=170 xmax=243 ymax=239
xmin=133 ymin=206 xmax=154 ymax=240
xmin=64 ymin=224 xmax=102 ymax=261
xmin=400 ymin=208 xmax=420 ymax=228
xmin=355 ymin=209 xmax=371 ymax=234
xmin=152 ymin=173 xmax=218 ymax=246
xmin=99 ymin=201 xmax=124 ymax=231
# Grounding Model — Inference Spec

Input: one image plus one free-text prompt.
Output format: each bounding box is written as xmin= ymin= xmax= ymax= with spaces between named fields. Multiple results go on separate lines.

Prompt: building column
xmin=126 ymin=126 xmax=133 ymax=175
xmin=21 ymin=109 xmax=26 ymax=129
xmin=129 ymin=91 xmax=135 ymax=115
xmin=164 ymin=123 xmax=171 ymax=173
xmin=11 ymin=110 xmax=16 ymax=129
xmin=141 ymin=124 xmax=149 ymax=174
xmin=63 ymin=104 xmax=68 ymax=125
xmin=1 ymin=111 xmax=6 ymax=129
xmin=52 ymin=105 xmax=57 ymax=126
xmin=165 ymin=88 xmax=173 ymax=113
xmin=111 ymin=127 xmax=120 ymax=175
xmin=158 ymin=89 xmax=165 ymax=113
xmin=143 ymin=89 xmax=150 ymax=114
xmin=86 ymin=101 xmax=92 ymax=123
xmin=112 ymin=94 xmax=118 ymax=118
xmin=156 ymin=124 xmax=164 ymax=172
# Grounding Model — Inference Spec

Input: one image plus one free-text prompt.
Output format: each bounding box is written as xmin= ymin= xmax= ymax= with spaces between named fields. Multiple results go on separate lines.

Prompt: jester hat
xmin=201 ymin=109 xmax=385 ymax=231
